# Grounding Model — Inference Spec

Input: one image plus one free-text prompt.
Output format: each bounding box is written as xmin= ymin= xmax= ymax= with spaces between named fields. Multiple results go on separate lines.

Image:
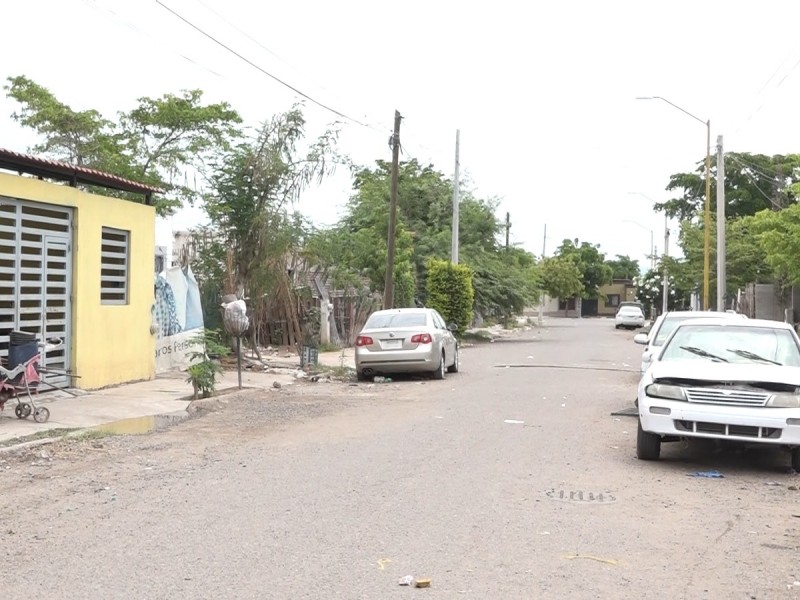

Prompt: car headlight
xmin=767 ymin=393 xmax=800 ymax=408
xmin=645 ymin=383 xmax=687 ymax=401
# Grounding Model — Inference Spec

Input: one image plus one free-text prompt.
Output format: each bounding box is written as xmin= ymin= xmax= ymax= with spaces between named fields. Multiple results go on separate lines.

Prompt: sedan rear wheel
xmin=446 ymin=346 xmax=459 ymax=373
xmin=432 ymin=352 xmax=446 ymax=380
xmin=636 ymin=420 xmax=661 ymax=461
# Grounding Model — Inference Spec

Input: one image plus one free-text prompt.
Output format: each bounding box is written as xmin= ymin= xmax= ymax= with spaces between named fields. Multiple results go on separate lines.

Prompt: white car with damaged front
xmin=636 ymin=318 xmax=800 ymax=469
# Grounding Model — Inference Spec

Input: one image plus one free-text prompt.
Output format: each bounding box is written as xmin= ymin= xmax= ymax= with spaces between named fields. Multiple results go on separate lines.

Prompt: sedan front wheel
xmin=636 ymin=420 xmax=661 ymax=460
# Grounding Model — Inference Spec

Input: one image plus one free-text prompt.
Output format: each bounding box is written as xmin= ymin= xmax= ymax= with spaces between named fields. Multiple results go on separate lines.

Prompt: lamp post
xmin=622 ymin=219 xmax=654 ymax=270
xmin=636 ymin=96 xmax=711 ymax=310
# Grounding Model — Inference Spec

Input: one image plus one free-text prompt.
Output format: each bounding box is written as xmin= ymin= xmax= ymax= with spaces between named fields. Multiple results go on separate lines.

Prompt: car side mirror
xmin=633 ymin=333 xmax=648 ymax=345
xmin=447 ymin=323 xmax=458 ymax=332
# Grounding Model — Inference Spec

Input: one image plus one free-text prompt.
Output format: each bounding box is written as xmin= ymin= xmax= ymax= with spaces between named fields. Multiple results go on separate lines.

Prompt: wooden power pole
xmin=505 ymin=212 xmax=511 ymax=250
xmin=384 ymin=110 xmax=402 ymax=309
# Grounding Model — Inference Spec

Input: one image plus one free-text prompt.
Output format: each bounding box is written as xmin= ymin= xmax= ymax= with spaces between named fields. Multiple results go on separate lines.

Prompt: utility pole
xmin=703 ymin=120 xmax=711 ymax=310
xmin=384 ymin=110 xmax=402 ymax=309
xmin=538 ymin=224 xmax=547 ymax=326
xmin=716 ymin=134 xmax=726 ymax=311
xmin=451 ymin=130 xmax=460 ymax=264
xmin=505 ymin=212 xmax=511 ymax=250
xmin=661 ymin=214 xmax=670 ymax=315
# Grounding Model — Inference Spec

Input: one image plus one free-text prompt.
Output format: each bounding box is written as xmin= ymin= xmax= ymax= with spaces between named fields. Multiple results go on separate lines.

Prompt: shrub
xmin=426 ymin=259 xmax=474 ymax=333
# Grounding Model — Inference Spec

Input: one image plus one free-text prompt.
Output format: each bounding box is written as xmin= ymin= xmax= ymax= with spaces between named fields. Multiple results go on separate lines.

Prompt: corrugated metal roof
xmin=0 ymin=147 xmax=162 ymax=202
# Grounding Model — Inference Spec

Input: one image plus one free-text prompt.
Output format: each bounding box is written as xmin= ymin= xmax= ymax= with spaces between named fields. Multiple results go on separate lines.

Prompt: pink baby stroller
xmin=0 ymin=337 xmax=65 ymax=424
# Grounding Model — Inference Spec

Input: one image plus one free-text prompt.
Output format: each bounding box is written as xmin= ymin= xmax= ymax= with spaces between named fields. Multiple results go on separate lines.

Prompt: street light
xmin=622 ymin=219 xmax=654 ymax=270
xmin=628 ymin=192 xmax=670 ymax=315
xmin=636 ymin=96 xmax=711 ymax=310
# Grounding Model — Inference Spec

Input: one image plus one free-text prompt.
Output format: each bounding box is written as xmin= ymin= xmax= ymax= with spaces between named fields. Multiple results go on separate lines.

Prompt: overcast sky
xmin=3 ymin=0 xmax=800 ymax=269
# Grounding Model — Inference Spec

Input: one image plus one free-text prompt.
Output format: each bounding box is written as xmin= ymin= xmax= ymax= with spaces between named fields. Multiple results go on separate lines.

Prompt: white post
xmin=650 ymin=230 xmax=655 ymax=270
xmin=451 ymin=129 xmax=460 ymax=264
xmin=661 ymin=214 xmax=669 ymax=314
xmin=716 ymin=135 xmax=726 ymax=311
xmin=538 ymin=223 xmax=547 ymax=326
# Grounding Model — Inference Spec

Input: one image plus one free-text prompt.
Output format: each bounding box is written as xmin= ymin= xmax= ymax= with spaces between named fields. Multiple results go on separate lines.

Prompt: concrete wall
xmin=0 ymin=173 xmax=156 ymax=388
xmin=542 ymin=295 xmax=581 ymax=318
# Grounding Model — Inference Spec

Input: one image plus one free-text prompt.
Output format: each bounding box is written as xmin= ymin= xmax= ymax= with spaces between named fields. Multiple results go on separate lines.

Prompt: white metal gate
xmin=0 ymin=197 xmax=72 ymax=387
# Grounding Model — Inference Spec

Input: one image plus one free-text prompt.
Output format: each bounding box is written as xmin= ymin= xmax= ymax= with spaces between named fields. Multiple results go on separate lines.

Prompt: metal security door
xmin=41 ymin=236 xmax=71 ymax=386
xmin=0 ymin=198 xmax=72 ymax=387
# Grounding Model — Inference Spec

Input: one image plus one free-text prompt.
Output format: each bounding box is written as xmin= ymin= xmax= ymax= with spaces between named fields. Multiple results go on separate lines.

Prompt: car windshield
xmin=659 ymin=324 xmax=800 ymax=366
xmin=364 ymin=312 xmax=427 ymax=328
xmin=619 ymin=307 xmax=642 ymax=316
xmin=654 ymin=316 xmax=712 ymax=346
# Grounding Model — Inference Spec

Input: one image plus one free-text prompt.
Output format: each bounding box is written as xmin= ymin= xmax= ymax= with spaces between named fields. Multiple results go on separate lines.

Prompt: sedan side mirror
xmin=447 ymin=323 xmax=458 ymax=332
xmin=633 ymin=333 xmax=649 ymax=345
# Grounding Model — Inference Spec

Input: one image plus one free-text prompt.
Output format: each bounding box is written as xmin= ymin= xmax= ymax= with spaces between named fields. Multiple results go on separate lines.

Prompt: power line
xmin=734 ymin=47 xmax=800 ymax=134
xmin=728 ymin=156 xmax=783 ymax=209
xmin=82 ymin=0 xmax=225 ymax=78
xmin=728 ymin=154 xmax=786 ymax=186
xmin=190 ymin=0 xmax=388 ymax=131
xmin=155 ymin=0 xmax=376 ymax=129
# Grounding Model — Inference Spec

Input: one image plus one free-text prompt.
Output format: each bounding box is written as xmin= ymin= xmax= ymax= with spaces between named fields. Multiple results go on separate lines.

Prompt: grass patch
xmin=0 ymin=427 xmax=119 ymax=449
xmin=309 ymin=364 xmax=356 ymax=380
xmin=0 ymin=427 xmax=79 ymax=448
xmin=461 ymin=329 xmax=495 ymax=343
xmin=67 ymin=429 xmax=117 ymax=441
xmin=317 ymin=342 xmax=342 ymax=353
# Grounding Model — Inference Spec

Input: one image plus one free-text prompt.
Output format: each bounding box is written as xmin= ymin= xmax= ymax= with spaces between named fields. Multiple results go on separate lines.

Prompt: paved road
xmin=1 ymin=318 xmax=799 ymax=599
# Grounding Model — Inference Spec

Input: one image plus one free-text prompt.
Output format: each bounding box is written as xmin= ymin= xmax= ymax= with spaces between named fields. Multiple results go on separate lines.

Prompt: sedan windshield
xmin=365 ymin=312 xmax=428 ymax=328
xmin=659 ymin=324 xmax=800 ymax=366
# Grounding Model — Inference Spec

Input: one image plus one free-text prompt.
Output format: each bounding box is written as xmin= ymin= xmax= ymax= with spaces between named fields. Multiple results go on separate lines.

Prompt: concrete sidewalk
xmin=0 ymin=348 xmax=356 ymax=447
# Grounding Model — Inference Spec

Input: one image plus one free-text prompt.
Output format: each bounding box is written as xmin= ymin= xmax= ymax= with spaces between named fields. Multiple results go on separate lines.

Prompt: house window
xmin=607 ymin=294 xmax=621 ymax=307
xmin=558 ymin=297 xmax=576 ymax=310
xmin=100 ymin=227 xmax=129 ymax=305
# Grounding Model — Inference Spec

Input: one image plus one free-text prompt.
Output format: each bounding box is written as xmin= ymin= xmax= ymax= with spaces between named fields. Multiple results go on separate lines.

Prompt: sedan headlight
xmin=645 ymin=383 xmax=687 ymax=401
xmin=767 ymin=393 xmax=800 ymax=408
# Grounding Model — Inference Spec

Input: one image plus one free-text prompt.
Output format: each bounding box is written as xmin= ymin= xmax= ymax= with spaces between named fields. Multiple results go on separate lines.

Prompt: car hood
xmin=649 ymin=360 xmax=800 ymax=386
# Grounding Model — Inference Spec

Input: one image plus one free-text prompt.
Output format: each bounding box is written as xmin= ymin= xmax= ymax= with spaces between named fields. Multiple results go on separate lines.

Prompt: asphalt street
xmin=1 ymin=318 xmax=799 ymax=599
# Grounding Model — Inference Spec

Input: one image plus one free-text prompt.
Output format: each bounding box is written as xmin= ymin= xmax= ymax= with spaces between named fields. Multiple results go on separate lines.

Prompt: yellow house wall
xmin=598 ymin=282 xmax=636 ymax=316
xmin=0 ymin=173 xmax=155 ymax=389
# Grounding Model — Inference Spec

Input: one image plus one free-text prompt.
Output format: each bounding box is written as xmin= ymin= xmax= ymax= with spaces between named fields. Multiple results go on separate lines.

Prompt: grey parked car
xmin=354 ymin=308 xmax=459 ymax=381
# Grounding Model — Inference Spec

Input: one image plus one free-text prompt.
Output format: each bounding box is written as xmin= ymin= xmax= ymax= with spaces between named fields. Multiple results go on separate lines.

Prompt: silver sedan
xmin=354 ymin=308 xmax=459 ymax=381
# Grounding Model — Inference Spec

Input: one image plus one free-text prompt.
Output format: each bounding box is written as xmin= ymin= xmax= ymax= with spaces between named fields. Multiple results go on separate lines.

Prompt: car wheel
xmin=356 ymin=370 xmax=368 ymax=382
xmin=447 ymin=346 xmax=459 ymax=373
xmin=791 ymin=447 xmax=800 ymax=472
xmin=432 ymin=352 xmax=445 ymax=380
xmin=615 ymin=325 xmax=620 ymax=329
xmin=636 ymin=420 xmax=661 ymax=460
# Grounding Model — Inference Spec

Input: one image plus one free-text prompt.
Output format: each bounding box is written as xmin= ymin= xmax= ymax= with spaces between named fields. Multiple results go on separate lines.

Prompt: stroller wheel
xmin=33 ymin=407 xmax=50 ymax=423
xmin=15 ymin=403 xmax=32 ymax=419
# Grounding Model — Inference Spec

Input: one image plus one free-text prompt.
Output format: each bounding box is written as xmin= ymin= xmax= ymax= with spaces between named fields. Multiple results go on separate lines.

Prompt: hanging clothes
xmin=183 ymin=266 xmax=205 ymax=331
xmin=154 ymin=275 xmax=182 ymax=337
xmin=165 ymin=266 xmax=189 ymax=331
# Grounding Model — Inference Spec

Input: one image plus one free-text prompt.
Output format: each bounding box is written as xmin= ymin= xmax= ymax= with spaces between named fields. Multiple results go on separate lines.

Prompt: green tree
xmin=748 ymin=204 xmax=800 ymax=286
xmin=5 ymin=75 xmax=241 ymax=214
xmin=463 ymin=246 xmax=539 ymax=323
xmin=199 ymin=106 xmax=340 ymax=342
xmin=676 ymin=215 xmax=771 ymax=301
xmin=606 ymin=254 xmax=640 ymax=280
xmin=655 ymin=152 xmax=800 ymax=222
xmin=309 ymin=159 xmax=536 ymax=318
xmin=540 ymin=256 xmax=583 ymax=315
xmin=633 ymin=264 xmax=691 ymax=314
xmin=555 ymin=239 xmax=613 ymax=298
